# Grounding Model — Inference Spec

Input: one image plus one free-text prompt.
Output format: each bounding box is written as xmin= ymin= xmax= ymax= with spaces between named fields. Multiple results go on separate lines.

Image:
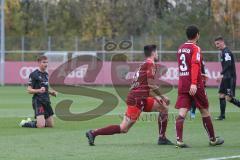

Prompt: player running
xmin=175 ymin=25 xmax=224 ymax=148
xmin=214 ymin=36 xmax=240 ymax=120
xmin=86 ymin=45 xmax=173 ymax=146
xmin=19 ymin=55 xmax=57 ymax=128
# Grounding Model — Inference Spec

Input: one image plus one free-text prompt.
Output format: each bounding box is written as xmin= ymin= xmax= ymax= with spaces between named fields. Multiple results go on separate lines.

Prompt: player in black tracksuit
xmin=20 ymin=56 xmax=57 ymax=128
xmin=214 ymin=36 xmax=240 ymax=120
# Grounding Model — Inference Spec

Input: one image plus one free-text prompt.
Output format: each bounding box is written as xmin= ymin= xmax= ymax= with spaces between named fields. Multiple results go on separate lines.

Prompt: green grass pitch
xmin=0 ymin=86 xmax=239 ymax=160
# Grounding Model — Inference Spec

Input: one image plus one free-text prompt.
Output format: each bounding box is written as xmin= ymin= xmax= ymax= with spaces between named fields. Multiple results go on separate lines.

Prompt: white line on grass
xmin=202 ymin=155 xmax=240 ymax=160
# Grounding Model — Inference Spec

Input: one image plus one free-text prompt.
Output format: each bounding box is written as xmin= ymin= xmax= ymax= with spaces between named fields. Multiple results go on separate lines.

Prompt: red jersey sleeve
xmin=191 ymin=46 xmax=201 ymax=85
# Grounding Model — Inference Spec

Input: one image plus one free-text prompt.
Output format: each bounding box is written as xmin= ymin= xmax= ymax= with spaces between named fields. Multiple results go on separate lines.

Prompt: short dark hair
xmin=144 ymin=45 xmax=157 ymax=57
xmin=186 ymin=25 xmax=199 ymax=40
xmin=214 ymin=36 xmax=224 ymax=42
xmin=37 ymin=55 xmax=48 ymax=62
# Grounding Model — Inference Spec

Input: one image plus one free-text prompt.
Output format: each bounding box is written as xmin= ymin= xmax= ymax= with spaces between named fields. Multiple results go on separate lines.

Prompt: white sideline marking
xmin=202 ymin=155 xmax=240 ymax=160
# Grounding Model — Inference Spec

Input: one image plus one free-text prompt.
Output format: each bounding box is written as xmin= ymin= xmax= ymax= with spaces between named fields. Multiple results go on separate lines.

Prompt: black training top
xmin=220 ymin=47 xmax=236 ymax=79
xmin=28 ymin=69 xmax=50 ymax=102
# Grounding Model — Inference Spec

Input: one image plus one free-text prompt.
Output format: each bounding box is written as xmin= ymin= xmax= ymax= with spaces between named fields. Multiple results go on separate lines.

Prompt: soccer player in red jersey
xmin=175 ymin=25 xmax=224 ymax=148
xmin=86 ymin=45 xmax=173 ymax=146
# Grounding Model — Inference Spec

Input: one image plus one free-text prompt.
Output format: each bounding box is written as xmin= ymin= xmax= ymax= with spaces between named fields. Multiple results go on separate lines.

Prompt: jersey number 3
xmin=180 ymin=54 xmax=188 ymax=71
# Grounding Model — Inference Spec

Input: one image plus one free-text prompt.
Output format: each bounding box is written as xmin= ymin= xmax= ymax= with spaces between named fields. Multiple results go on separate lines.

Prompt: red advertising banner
xmin=5 ymin=61 xmax=240 ymax=86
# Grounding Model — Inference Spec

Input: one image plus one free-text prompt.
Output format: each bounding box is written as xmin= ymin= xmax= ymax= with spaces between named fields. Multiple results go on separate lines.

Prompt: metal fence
xmin=4 ymin=50 xmax=240 ymax=62
xmin=1 ymin=35 xmax=240 ymax=86
xmin=3 ymin=35 xmax=240 ymax=62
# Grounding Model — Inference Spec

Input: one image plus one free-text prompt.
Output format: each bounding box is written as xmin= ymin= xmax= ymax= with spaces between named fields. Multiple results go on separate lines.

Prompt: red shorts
xmin=125 ymin=97 xmax=155 ymax=121
xmin=175 ymin=87 xmax=209 ymax=110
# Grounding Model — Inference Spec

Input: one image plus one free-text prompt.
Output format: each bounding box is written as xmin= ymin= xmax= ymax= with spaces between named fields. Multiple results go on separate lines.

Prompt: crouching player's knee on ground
xmin=36 ymin=115 xmax=46 ymax=128
xmin=45 ymin=116 xmax=54 ymax=128
xmin=36 ymin=122 xmax=45 ymax=128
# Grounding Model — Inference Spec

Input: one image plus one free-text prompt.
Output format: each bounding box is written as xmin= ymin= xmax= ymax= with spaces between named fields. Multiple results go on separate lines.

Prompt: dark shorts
xmin=219 ymin=78 xmax=236 ymax=97
xmin=32 ymin=98 xmax=54 ymax=119
xmin=175 ymin=87 xmax=209 ymax=110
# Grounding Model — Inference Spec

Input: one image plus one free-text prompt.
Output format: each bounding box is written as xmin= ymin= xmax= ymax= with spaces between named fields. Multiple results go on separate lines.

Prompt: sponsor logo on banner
xmin=63 ymin=66 xmax=88 ymax=78
xmin=19 ymin=66 xmax=88 ymax=80
xmin=6 ymin=62 xmax=239 ymax=86
xmin=19 ymin=67 xmax=38 ymax=79
xmin=161 ymin=67 xmax=179 ymax=80
xmin=68 ymin=67 xmax=87 ymax=78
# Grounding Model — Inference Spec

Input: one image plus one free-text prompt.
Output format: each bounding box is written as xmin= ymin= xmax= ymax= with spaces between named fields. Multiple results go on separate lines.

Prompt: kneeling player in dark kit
xmin=20 ymin=55 xmax=57 ymax=128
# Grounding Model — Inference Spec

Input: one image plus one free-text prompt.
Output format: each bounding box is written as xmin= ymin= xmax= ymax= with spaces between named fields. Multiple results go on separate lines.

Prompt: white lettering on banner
xmin=54 ymin=65 xmax=88 ymax=79
xmin=161 ymin=67 xmax=179 ymax=80
xmin=160 ymin=67 xmax=221 ymax=81
xmin=19 ymin=66 xmax=88 ymax=80
xmin=19 ymin=67 xmax=38 ymax=79
xmin=205 ymin=69 xmax=221 ymax=79
xmin=125 ymin=72 xmax=135 ymax=80
xmin=18 ymin=63 xmax=222 ymax=83
xmin=125 ymin=68 xmax=180 ymax=81
xmin=67 ymin=66 xmax=88 ymax=78
xmin=116 ymin=65 xmax=130 ymax=80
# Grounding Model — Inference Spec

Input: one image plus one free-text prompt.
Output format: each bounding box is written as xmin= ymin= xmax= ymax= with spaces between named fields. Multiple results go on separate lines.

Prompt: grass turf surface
xmin=0 ymin=86 xmax=239 ymax=160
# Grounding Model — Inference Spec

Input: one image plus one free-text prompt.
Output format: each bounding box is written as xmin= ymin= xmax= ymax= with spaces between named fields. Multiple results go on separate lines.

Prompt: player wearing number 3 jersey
xmin=176 ymin=40 xmax=207 ymax=108
xmin=175 ymin=25 xmax=224 ymax=148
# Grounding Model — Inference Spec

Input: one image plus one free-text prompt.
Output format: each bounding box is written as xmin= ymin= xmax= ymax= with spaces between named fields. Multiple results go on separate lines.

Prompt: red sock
xmin=202 ymin=116 xmax=216 ymax=141
xmin=92 ymin=125 xmax=121 ymax=137
xmin=158 ymin=112 xmax=168 ymax=138
xmin=176 ymin=115 xmax=185 ymax=142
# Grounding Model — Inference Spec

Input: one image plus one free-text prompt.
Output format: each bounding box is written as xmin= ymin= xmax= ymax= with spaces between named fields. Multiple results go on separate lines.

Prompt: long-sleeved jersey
xmin=220 ymin=47 xmax=236 ymax=79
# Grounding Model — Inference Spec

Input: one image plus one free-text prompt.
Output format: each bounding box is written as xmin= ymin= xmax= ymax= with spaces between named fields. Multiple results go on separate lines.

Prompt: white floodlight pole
xmin=0 ymin=0 xmax=5 ymax=86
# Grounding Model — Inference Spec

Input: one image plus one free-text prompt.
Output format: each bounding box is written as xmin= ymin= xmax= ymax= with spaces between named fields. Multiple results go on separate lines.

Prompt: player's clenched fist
xmin=216 ymin=75 xmax=223 ymax=83
xmin=38 ymin=87 xmax=46 ymax=93
xmin=155 ymin=95 xmax=170 ymax=107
